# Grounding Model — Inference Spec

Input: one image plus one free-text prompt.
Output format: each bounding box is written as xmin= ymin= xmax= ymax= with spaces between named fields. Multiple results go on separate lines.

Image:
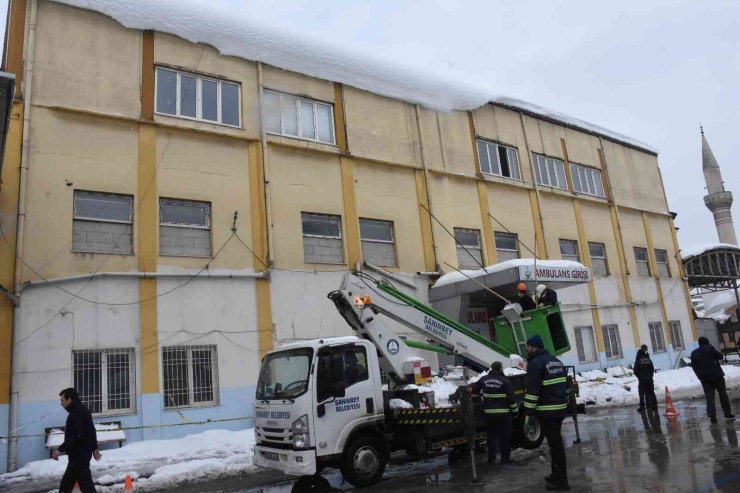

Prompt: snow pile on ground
xmin=434 ymin=259 xmax=587 ymax=288
xmin=702 ymin=289 xmax=739 ymax=323
xmin=1 ymin=429 xmax=257 ymax=492
xmin=402 ymin=367 xmax=526 ymax=407
xmin=46 ymin=423 xmax=126 ymax=448
xmin=51 ymin=1 xmax=655 ymax=151
xmin=577 ymin=365 xmax=740 ymax=407
xmin=389 ymin=398 xmax=414 ymax=409
xmin=680 ymin=243 xmax=740 ymax=259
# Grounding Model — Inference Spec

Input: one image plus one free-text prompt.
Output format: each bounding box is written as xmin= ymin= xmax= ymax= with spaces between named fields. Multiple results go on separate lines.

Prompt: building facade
xmin=0 ymin=1 xmax=697 ymax=470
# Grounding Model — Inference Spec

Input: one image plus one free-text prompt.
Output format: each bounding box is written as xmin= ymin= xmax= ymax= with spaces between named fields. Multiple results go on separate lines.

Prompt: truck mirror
xmin=330 ymin=354 xmax=344 ymax=382
xmin=332 ymin=381 xmax=346 ymax=398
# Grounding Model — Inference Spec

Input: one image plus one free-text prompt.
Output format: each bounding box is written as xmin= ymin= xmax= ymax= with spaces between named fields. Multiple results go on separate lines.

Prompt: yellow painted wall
xmin=564 ymin=129 xmax=602 ymax=168
xmin=268 ymin=146 xmax=345 ymax=269
xmin=343 ymin=86 xmax=421 ymax=167
xmin=602 ymin=140 xmax=666 ymax=213
xmin=649 ymin=214 xmax=680 ymax=277
xmin=619 ymin=209 xmax=649 ymax=275
xmin=155 ymin=129 xmax=254 ymax=270
xmin=353 ymin=161 xmax=426 ymax=272
xmin=485 ymin=183 xmax=537 ymax=258
xmin=436 ymin=111 xmax=476 ymax=176
xmin=33 ymin=1 xmax=142 ymax=118
xmin=21 ymin=108 xmax=139 ymax=281
xmin=262 ymin=65 xmax=335 ymax=104
xmin=539 ymin=194 xmax=579 ymax=260
xmin=580 ymin=201 xmax=621 ymax=275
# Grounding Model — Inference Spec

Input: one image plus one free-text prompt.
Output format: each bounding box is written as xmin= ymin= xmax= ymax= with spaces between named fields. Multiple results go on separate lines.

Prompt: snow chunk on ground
xmin=434 ymin=259 xmax=587 ymax=288
xmin=680 ymin=243 xmax=740 ymax=259
xmin=389 ymin=398 xmax=414 ymax=409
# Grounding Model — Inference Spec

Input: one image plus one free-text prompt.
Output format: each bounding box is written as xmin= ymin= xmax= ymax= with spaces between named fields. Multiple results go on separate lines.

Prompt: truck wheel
xmin=340 ymin=436 xmax=387 ymax=487
xmin=520 ymin=415 xmax=544 ymax=449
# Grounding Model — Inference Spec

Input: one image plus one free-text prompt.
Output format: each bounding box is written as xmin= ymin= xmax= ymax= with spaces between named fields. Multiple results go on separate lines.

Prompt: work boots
xmin=545 ymin=474 xmax=570 ymax=491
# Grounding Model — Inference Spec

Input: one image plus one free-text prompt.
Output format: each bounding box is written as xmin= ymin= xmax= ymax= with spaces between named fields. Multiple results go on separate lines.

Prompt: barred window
xmin=574 ymin=326 xmax=597 ymax=363
xmin=669 ymin=320 xmax=685 ymax=350
xmin=602 ymin=325 xmax=623 ymax=359
xmin=73 ymin=349 xmax=135 ymax=416
xmin=163 ymin=345 xmax=219 ymax=409
xmin=648 ymin=322 xmax=666 ymax=354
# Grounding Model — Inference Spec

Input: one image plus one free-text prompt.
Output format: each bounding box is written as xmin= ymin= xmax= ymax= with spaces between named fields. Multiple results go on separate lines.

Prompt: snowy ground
xmin=0 ymin=429 xmax=257 ymax=492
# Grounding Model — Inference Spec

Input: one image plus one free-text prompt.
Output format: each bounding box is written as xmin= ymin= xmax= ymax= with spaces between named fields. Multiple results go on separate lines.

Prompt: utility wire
xmin=420 ymin=203 xmax=485 ymax=270
xmin=487 ymin=212 xmax=540 ymax=260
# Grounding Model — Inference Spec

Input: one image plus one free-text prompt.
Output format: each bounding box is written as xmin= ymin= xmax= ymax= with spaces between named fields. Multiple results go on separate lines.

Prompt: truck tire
xmin=340 ymin=436 xmax=387 ymax=487
xmin=520 ymin=415 xmax=545 ymax=449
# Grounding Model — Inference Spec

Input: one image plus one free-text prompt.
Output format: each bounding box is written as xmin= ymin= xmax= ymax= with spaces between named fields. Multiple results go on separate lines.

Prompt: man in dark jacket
xmin=536 ymin=284 xmax=558 ymax=307
xmin=691 ymin=337 xmax=735 ymax=423
xmin=53 ymin=388 xmax=101 ymax=493
xmin=517 ymin=283 xmax=537 ymax=312
xmin=634 ymin=346 xmax=657 ymax=412
xmin=469 ymin=361 xmax=518 ymax=465
xmin=524 ymin=335 xmax=569 ymax=491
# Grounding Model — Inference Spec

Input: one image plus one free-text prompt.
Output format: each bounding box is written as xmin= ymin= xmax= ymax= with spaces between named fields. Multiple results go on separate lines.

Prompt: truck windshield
xmin=257 ymin=348 xmax=313 ymax=400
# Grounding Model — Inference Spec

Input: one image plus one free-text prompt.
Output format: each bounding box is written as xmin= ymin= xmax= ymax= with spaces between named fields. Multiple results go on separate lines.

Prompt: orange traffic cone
xmin=663 ymin=386 xmax=679 ymax=418
xmin=72 ymin=482 xmax=81 ymax=493
xmin=124 ymin=474 xmax=134 ymax=490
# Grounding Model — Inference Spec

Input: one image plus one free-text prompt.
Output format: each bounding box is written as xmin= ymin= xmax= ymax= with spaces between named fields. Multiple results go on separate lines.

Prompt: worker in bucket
xmin=634 ymin=344 xmax=658 ymax=412
xmin=517 ymin=283 xmax=537 ymax=312
xmin=524 ymin=335 xmax=570 ymax=491
xmin=536 ymin=284 xmax=558 ymax=307
xmin=468 ymin=361 xmax=518 ymax=465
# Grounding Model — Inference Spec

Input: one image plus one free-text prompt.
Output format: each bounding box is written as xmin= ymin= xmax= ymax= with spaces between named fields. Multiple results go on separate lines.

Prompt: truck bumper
xmin=253 ymin=445 xmax=317 ymax=476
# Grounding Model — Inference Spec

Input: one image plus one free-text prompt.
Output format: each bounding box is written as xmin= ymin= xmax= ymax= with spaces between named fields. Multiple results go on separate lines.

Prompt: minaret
xmin=702 ymin=127 xmax=737 ymax=245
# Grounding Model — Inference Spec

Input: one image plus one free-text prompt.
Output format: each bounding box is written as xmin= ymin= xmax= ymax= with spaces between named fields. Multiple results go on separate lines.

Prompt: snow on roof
xmin=53 ymin=0 xmax=655 ymax=155
xmin=704 ymin=289 xmax=739 ymax=322
xmin=434 ymin=259 xmax=586 ymax=288
xmin=680 ymin=243 xmax=740 ymax=259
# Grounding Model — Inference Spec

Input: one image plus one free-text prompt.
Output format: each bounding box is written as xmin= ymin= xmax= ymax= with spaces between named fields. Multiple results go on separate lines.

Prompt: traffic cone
xmin=663 ymin=386 xmax=679 ymax=418
xmin=72 ymin=482 xmax=81 ymax=493
xmin=124 ymin=474 xmax=134 ymax=490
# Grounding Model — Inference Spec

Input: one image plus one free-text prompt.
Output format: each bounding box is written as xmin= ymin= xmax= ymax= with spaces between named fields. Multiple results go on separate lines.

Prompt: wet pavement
xmin=176 ymin=392 xmax=740 ymax=493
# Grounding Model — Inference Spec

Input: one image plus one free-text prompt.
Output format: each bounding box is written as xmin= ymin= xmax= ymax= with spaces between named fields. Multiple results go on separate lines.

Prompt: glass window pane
xmin=497 ymin=146 xmax=508 ymax=176
xmin=201 ymin=80 xmax=218 ymax=122
xmin=316 ymin=104 xmax=334 ymax=143
xmin=221 ymin=82 xmax=240 ymax=126
xmin=107 ymin=352 xmax=131 ymax=411
xmin=192 ymin=349 xmax=214 ymax=403
xmin=477 ymin=141 xmax=490 ymax=174
xmin=156 ymin=68 xmax=177 ymax=115
xmin=454 ymin=229 xmax=480 ymax=248
xmin=494 ymin=232 xmax=517 ymax=250
xmin=538 ymin=157 xmax=549 ymax=185
xmin=360 ymin=219 xmax=393 ymax=242
xmin=163 ymin=348 xmax=190 ymax=408
xmin=594 ymin=170 xmax=605 ymax=197
xmin=179 ymin=75 xmax=197 ymax=118
xmin=264 ymin=91 xmax=281 ymax=134
xmin=160 ymin=200 xmax=209 ymax=226
xmin=589 ymin=242 xmax=605 ymax=258
xmin=555 ymin=161 xmax=567 ymax=189
xmin=302 ymin=213 xmax=341 ymax=237
xmin=571 ymin=164 xmax=581 ymax=192
xmin=586 ymin=169 xmax=597 ymax=195
xmin=655 ymin=249 xmax=668 ymax=263
xmin=560 ymin=239 xmax=578 ymax=256
xmin=634 ymin=247 xmax=647 ymax=261
xmin=300 ymin=101 xmax=316 ymax=140
xmin=281 ymin=96 xmax=298 ymax=136
xmin=74 ymin=351 xmax=102 ymax=415
xmin=508 ymin=148 xmax=520 ymax=179
xmin=75 ymin=192 xmax=132 ymax=222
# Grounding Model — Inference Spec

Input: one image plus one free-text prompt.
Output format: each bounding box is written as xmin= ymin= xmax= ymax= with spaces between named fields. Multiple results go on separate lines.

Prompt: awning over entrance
xmin=682 ymin=243 xmax=740 ymax=292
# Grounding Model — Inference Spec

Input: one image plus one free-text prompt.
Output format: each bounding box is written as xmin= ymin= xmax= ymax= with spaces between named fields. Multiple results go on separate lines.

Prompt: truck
xmin=253 ymin=269 xmax=582 ymax=487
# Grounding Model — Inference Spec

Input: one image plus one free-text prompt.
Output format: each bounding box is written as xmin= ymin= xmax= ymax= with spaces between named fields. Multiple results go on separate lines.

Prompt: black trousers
xmin=484 ymin=414 xmax=511 ymax=462
xmin=541 ymin=417 xmax=567 ymax=481
xmin=59 ymin=462 xmax=97 ymax=493
xmin=638 ymin=379 xmax=658 ymax=409
xmin=702 ymin=377 xmax=733 ymax=418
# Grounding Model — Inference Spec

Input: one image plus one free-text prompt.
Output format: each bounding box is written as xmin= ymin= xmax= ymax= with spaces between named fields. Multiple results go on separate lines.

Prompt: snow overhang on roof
xmin=681 ymin=243 xmax=740 ymax=291
xmin=52 ymin=0 xmax=657 ymax=156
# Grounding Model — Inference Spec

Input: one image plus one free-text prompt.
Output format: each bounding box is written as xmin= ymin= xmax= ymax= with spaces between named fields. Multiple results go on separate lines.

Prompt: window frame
xmin=263 ymin=89 xmax=336 ymax=145
xmin=454 ymin=227 xmax=483 ymax=269
xmin=634 ymin=247 xmax=652 ymax=277
xmin=301 ymin=212 xmax=343 ymax=240
xmin=494 ymin=231 xmax=520 ymax=261
xmin=570 ymin=162 xmax=606 ymax=198
xmin=72 ymin=348 xmax=136 ymax=417
xmin=359 ymin=218 xmax=398 ymax=267
xmin=316 ymin=345 xmax=369 ymax=403
xmin=162 ymin=345 xmax=220 ymax=410
xmin=154 ymin=66 xmax=242 ymax=128
xmin=159 ymin=198 xmax=212 ymax=230
xmin=668 ymin=320 xmax=685 ymax=350
xmin=532 ymin=153 xmax=568 ymax=190
xmin=648 ymin=322 xmax=666 ymax=354
xmin=654 ymin=249 xmax=671 ymax=278
xmin=73 ymin=191 xmax=133 ymax=225
xmin=601 ymin=325 xmax=623 ymax=360
xmin=588 ymin=242 xmax=609 ymax=277
xmin=476 ymin=139 xmax=522 ymax=180
xmin=574 ymin=326 xmax=597 ymax=363
xmin=559 ymin=239 xmax=580 ymax=262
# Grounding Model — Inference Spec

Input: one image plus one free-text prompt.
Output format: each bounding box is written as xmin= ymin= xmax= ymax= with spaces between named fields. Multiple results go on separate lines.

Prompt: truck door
xmin=314 ymin=344 xmax=378 ymax=456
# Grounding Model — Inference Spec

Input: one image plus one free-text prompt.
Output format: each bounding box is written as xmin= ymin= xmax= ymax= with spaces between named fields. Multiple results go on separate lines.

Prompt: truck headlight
xmin=292 ymin=415 xmax=309 ymax=449
xmin=294 ymin=434 xmax=308 ymax=449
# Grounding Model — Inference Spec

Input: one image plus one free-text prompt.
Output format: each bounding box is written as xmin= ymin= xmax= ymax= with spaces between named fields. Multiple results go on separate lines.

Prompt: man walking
xmin=691 ymin=337 xmax=735 ymax=423
xmin=53 ymin=388 xmax=102 ymax=493
xmin=469 ymin=361 xmax=518 ymax=465
xmin=634 ymin=345 xmax=658 ymax=412
xmin=524 ymin=335 xmax=570 ymax=491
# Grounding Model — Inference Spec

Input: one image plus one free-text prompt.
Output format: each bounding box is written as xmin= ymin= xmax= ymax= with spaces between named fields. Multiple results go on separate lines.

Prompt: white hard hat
xmin=536 ymin=284 xmax=547 ymax=295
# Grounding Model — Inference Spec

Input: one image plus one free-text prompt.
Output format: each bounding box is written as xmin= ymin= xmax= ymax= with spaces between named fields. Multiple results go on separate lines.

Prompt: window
xmin=574 ymin=326 xmax=597 ymax=363
xmin=302 ymin=213 xmax=344 ymax=264
xmin=160 ymin=199 xmax=211 ymax=257
xmin=360 ymin=219 xmax=396 ymax=267
xmin=494 ymin=232 xmax=519 ymax=262
xmin=72 ymin=191 xmax=133 ymax=255
xmin=634 ymin=247 xmax=651 ymax=277
xmin=669 ymin=321 xmax=685 ymax=350
xmin=155 ymin=67 xmax=241 ymax=127
xmin=602 ymin=325 xmax=622 ymax=359
xmin=648 ymin=322 xmax=666 ymax=353
xmin=589 ymin=242 xmax=608 ymax=277
xmin=163 ymin=345 xmax=218 ymax=409
xmin=532 ymin=154 xmax=568 ymax=190
xmin=264 ymin=90 xmax=335 ymax=144
xmin=559 ymin=239 xmax=580 ymax=262
xmin=476 ymin=140 xmax=521 ymax=179
xmin=454 ymin=228 xmax=483 ymax=270
xmin=73 ymin=349 xmax=135 ymax=416
xmin=316 ymin=345 xmax=369 ymax=403
xmin=570 ymin=163 xmax=606 ymax=198
xmin=655 ymin=249 xmax=671 ymax=278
